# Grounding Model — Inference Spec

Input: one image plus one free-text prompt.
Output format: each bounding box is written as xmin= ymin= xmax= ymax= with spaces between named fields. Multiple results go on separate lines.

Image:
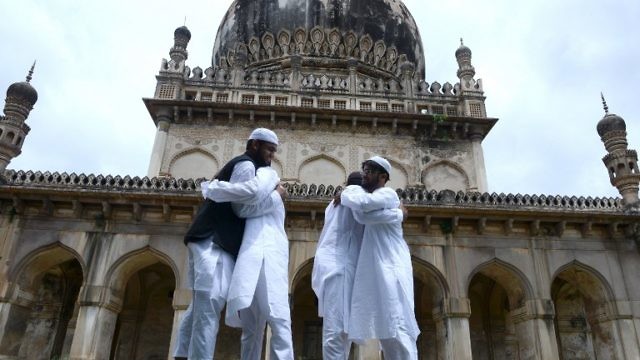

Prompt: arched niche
xmin=105 ymin=247 xmax=178 ymax=359
xmin=110 ymin=262 xmax=176 ymax=360
xmin=411 ymin=257 xmax=449 ymax=359
xmin=551 ymin=261 xmax=618 ymax=360
xmin=290 ymin=259 xmax=323 ymax=359
xmin=467 ymin=259 xmax=534 ymax=359
xmin=298 ymin=155 xmax=346 ymax=187
xmin=169 ymin=149 xmax=219 ymax=180
xmin=422 ymin=161 xmax=469 ymax=192
xmin=3 ymin=244 xmax=84 ymax=360
xmin=386 ymin=158 xmax=409 ymax=190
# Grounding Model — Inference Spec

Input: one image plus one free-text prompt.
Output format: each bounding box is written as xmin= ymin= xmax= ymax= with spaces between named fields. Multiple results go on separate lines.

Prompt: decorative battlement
xmin=1 ymin=170 xmax=623 ymax=212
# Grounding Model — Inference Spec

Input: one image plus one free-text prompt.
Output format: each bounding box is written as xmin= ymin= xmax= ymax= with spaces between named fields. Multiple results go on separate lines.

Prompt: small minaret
xmin=597 ymin=94 xmax=640 ymax=205
xmin=170 ymin=25 xmax=191 ymax=65
xmin=0 ymin=63 xmax=38 ymax=172
xmin=455 ymin=38 xmax=475 ymax=84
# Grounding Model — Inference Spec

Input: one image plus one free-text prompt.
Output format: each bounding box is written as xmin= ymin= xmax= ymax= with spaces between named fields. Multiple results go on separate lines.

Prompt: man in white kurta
xmin=341 ymin=156 xmax=420 ymax=360
xmin=204 ymin=135 xmax=293 ymax=359
xmin=174 ymin=128 xmax=280 ymax=360
xmin=312 ymin=172 xmax=406 ymax=360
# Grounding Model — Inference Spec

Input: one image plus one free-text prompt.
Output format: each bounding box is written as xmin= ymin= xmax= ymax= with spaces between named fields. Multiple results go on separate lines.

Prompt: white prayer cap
xmin=367 ymin=155 xmax=391 ymax=175
xmin=248 ymin=128 xmax=279 ymax=145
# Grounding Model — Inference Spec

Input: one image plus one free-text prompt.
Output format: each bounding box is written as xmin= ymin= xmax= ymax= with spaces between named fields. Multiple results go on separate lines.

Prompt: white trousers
xmin=239 ymin=263 xmax=294 ymax=360
xmin=379 ymin=326 xmax=418 ymax=360
xmin=174 ymin=240 xmax=234 ymax=360
xmin=321 ymin=274 xmax=351 ymax=360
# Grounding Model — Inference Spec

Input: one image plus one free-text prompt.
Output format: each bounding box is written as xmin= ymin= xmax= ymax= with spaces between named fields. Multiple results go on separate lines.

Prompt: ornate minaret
xmin=597 ymin=94 xmax=640 ymax=206
xmin=170 ymin=25 xmax=191 ymax=65
xmin=0 ymin=63 xmax=38 ymax=172
xmin=148 ymin=26 xmax=191 ymax=177
xmin=456 ymin=38 xmax=475 ymax=85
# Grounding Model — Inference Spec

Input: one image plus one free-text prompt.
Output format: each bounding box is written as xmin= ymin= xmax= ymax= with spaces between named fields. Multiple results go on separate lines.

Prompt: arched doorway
xmin=0 ymin=246 xmax=83 ymax=360
xmin=110 ymin=262 xmax=175 ymax=360
xmin=412 ymin=258 xmax=449 ymax=360
xmin=291 ymin=261 xmax=325 ymax=360
xmin=552 ymin=263 xmax=618 ymax=359
xmin=468 ymin=260 xmax=531 ymax=359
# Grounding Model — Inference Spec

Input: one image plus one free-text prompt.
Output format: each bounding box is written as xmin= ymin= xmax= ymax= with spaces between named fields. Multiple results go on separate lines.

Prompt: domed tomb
xmin=212 ymin=0 xmax=425 ymax=80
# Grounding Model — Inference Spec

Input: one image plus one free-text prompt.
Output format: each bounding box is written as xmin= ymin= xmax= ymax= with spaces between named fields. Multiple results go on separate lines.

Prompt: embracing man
xmin=312 ymin=170 xmax=408 ymax=360
xmin=174 ymin=128 xmax=285 ymax=360
xmin=340 ymin=156 xmax=420 ymax=360
xmin=201 ymin=128 xmax=294 ymax=360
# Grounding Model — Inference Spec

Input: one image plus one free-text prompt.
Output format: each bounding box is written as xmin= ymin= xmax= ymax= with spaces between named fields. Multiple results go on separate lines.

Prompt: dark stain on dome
xmin=212 ymin=0 xmax=425 ymax=77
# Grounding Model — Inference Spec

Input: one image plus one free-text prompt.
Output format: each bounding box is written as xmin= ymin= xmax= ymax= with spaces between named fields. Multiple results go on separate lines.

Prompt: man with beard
xmin=340 ymin=156 xmax=419 ymax=360
xmin=312 ymin=171 xmax=407 ymax=359
xmin=174 ymin=128 xmax=283 ymax=360
xmin=201 ymin=129 xmax=293 ymax=359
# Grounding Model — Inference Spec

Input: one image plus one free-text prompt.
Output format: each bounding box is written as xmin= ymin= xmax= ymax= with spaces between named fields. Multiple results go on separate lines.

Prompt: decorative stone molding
xmin=220 ymin=27 xmax=412 ymax=78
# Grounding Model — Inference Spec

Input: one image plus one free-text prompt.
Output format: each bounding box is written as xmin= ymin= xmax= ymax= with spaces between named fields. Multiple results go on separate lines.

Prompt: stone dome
xmin=174 ymin=26 xmax=192 ymax=42
xmin=212 ymin=0 xmax=425 ymax=78
xmin=597 ymin=113 xmax=626 ymax=137
xmin=455 ymin=43 xmax=472 ymax=59
xmin=7 ymin=81 xmax=38 ymax=106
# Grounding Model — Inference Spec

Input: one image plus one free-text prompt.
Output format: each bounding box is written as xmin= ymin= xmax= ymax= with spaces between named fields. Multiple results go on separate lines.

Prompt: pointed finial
xmin=26 ymin=61 xmax=36 ymax=83
xmin=601 ymin=92 xmax=609 ymax=115
xmin=184 ymin=16 xmax=187 ymax=26
xmin=460 ymin=38 xmax=464 ymax=46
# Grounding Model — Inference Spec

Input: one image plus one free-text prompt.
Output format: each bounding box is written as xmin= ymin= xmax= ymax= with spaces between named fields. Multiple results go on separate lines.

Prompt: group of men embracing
xmin=174 ymin=127 xmax=419 ymax=360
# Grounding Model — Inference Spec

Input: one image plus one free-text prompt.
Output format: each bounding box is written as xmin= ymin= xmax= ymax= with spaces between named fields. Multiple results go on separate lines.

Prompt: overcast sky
xmin=1 ymin=0 xmax=638 ymax=198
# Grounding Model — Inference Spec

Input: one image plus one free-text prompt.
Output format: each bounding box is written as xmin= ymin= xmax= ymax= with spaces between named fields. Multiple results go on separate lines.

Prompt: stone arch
xmin=298 ymin=154 xmax=347 ymax=186
xmin=551 ymin=261 xmax=614 ymax=304
xmin=467 ymin=258 xmax=536 ymax=359
xmin=106 ymin=246 xmax=177 ymax=359
xmin=551 ymin=261 xmax=620 ymax=359
xmin=411 ymin=257 xmax=450 ymax=358
xmin=385 ymin=157 xmax=410 ymax=190
xmin=290 ymin=257 xmax=314 ymax=293
xmin=168 ymin=148 xmax=220 ymax=180
xmin=105 ymin=246 xmax=178 ymax=296
xmin=289 ymin=258 xmax=322 ymax=359
xmin=412 ymin=256 xmax=449 ymax=303
xmin=467 ymin=258 xmax=533 ymax=308
xmin=10 ymin=242 xmax=85 ymax=290
xmin=422 ymin=160 xmax=470 ymax=192
xmin=2 ymin=243 xmax=84 ymax=360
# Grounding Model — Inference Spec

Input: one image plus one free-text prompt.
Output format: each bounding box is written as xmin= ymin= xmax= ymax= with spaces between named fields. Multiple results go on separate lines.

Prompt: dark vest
xmin=184 ymin=154 xmax=259 ymax=258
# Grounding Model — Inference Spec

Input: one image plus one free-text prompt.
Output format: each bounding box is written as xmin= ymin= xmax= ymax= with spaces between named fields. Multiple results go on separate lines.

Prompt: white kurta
xmin=312 ymin=200 xmax=363 ymax=322
xmin=175 ymin=161 xmax=271 ymax=359
xmin=340 ymin=185 xmax=420 ymax=343
xmin=204 ymin=165 xmax=290 ymax=327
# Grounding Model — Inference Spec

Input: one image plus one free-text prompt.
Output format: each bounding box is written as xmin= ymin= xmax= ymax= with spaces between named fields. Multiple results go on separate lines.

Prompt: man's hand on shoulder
xmin=276 ymin=183 xmax=287 ymax=200
xmin=333 ymin=190 xmax=342 ymax=206
xmin=399 ymin=201 xmax=408 ymax=222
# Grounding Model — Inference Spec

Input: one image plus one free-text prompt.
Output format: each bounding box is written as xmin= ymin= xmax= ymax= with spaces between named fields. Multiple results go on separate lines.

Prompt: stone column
xmin=510 ymin=299 xmax=559 ymax=360
xmin=0 ymin=297 xmax=30 ymax=358
xmin=68 ymin=285 xmax=119 ymax=360
xmin=433 ymin=297 xmax=473 ymax=360
xmin=469 ymin=127 xmax=488 ymax=192
xmin=595 ymin=300 xmax=640 ymax=360
xmin=146 ymin=108 xmax=171 ymax=178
